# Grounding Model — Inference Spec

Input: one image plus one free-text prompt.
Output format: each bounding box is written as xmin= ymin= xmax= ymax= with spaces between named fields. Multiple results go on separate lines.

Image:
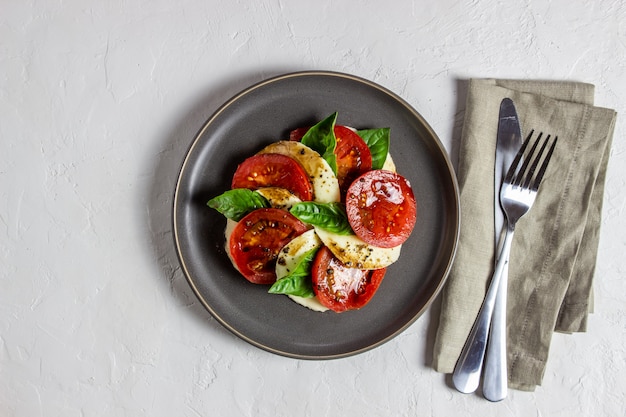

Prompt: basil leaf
xmin=268 ymin=274 xmax=314 ymax=298
xmin=301 ymin=112 xmax=338 ymax=175
xmin=207 ymin=189 xmax=269 ymax=221
xmin=357 ymin=128 xmax=390 ymax=170
xmin=289 ymin=202 xmax=353 ymax=235
xmin=268 ymin=247 xmax=318 ymax=298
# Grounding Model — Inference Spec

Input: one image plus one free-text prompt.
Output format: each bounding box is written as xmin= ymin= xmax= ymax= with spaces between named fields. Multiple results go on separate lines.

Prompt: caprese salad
xmin=208 ymin=112 xmax=417 ymax=313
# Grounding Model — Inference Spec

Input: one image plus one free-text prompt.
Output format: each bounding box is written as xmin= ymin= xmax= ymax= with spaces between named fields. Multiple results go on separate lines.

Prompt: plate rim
xmin=172 ymin=70 xmax=460 ymax=359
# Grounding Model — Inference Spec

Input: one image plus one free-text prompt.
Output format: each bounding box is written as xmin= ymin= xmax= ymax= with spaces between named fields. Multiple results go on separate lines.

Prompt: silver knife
xmin=483 ymin=98 xmax=522 ymax=401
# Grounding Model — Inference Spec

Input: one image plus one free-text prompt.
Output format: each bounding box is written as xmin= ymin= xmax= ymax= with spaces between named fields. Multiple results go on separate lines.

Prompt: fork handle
xmin=483 ymin=255 xmax=508 ymax=401
xmin=452 ymin=225 xmax=514 ymax=394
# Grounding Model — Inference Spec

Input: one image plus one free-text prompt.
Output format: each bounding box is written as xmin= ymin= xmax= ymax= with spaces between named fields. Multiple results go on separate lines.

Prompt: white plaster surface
xmin=1 ymin=1 xmax=625 ymax=416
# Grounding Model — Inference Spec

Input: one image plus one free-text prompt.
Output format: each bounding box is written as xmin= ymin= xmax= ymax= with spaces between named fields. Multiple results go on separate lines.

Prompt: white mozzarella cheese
xmin=258 ymin=141 xmax=341 ymax=203
xmin=255 ymin=187 xmax=301 ymax=210
xmin=275 ymin=229 xmax=328 ymax=312
xmin=313 ymin=227 xmax=401 ymax=270
xmin=382 ymin=153 xmax=396 ymax=172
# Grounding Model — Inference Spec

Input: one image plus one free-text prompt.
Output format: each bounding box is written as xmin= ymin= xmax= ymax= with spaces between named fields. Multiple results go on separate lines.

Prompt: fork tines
xmin=506 ymin=130 xmax=558 ymax=191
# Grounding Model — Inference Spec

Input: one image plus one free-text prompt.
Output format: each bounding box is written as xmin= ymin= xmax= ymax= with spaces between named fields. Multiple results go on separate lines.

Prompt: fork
xmin=452 ymin=130 xmax=558 ymax=397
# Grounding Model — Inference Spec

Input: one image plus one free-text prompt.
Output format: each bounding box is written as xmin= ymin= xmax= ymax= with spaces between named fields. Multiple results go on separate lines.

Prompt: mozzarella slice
xmin=382 ymin=153 xmax=396 ymax=172
xmin=258 ymin=141 xmax=340 ymax=203
xmin=275 ymin=229 xmax=328 ymax=312
xmin=255 ymin=187 xmax=301 ymax=210
xmin=314 ymin=227 xmax=401 ymax=270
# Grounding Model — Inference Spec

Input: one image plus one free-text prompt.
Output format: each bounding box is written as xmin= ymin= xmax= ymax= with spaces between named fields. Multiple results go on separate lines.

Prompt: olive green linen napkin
xmin=432 ymin=79 xmax=617 ymax=391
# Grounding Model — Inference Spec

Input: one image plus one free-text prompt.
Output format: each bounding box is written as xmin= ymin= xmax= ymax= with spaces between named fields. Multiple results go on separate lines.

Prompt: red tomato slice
xmin=231 ymin=153 xmax=312 ymax=201
xmin=229 ymin=208 xmax=309 ymax=284
xmin=345 ymin=170 xmax=417 ymax=248
xmin=312 ymin=246 xmax=386 ymax=312
xmin=334 ymin=126 xmax=372 ymax=194
xmin=289 ymin=127 xmax=310 ymax=141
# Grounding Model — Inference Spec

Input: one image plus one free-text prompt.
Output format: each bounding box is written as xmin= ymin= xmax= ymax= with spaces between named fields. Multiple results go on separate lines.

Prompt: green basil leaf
xmin=268 ymin=247 xmax=319 ymax=298
xmin=268 ymin=274 xmax=314 ymax=298
xmin=289 ymin=202 xmax=353 ymax=235
xmin=301 ymin=112 xmax=338 ymax=175
xmin=207 ymin=189 xmax=270 ymax=221
xmin=357 ymin=128 xmax=390 ymax=170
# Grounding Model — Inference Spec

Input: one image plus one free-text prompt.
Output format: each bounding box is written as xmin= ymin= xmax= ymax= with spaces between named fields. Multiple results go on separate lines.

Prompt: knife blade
xmin=483 ymin=98 xmax=522 ymax=401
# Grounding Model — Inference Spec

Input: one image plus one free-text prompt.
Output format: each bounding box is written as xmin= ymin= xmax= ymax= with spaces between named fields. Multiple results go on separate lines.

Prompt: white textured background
xmin=2 ymin=1 xmax=625 ymax=416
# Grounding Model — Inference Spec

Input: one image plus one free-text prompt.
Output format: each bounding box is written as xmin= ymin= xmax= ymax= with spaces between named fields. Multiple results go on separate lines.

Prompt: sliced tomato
xmin=231 ymin=153 xmax=312 ymax=201
xmin=333 ymin=126 xmax=372 ymax=195
xmin=311 ymin=246 xmax=386 ymax=312
xmin=289 ymin=127 xmax=310 ymax=141
xmin=345 ymin=170 xmax=417 ymax=248
xmin=229 ymin=208 xmax=309 ymax=284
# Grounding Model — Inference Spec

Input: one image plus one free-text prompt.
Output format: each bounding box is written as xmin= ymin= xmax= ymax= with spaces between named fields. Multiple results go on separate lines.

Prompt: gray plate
xmin=173 ymin=71 xmax=459 ymax=359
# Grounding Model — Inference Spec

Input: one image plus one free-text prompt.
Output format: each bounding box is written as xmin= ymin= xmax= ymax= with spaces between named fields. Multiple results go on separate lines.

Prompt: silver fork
xmin=452 ymin=130 xmax=558 ymax=397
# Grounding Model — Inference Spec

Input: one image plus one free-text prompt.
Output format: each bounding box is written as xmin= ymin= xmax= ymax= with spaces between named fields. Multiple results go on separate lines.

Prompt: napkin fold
xmin=432 ymin=79 xmax=617 ymax=391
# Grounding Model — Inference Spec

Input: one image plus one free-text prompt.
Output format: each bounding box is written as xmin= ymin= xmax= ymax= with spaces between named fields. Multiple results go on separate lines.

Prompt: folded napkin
xmin=432 ymin=79 xmax=617 ymax=391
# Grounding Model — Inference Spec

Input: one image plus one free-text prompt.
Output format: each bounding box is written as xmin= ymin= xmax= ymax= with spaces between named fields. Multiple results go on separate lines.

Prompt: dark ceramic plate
xmin=173 ymin=71 xmax=459 ymax=359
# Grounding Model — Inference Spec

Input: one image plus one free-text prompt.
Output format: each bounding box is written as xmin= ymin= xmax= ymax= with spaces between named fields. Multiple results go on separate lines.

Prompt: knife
xmin=452 ymin=98 xmax=522 ymax=396
xmin=483 ymin=98 xmax=523 ymax=401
